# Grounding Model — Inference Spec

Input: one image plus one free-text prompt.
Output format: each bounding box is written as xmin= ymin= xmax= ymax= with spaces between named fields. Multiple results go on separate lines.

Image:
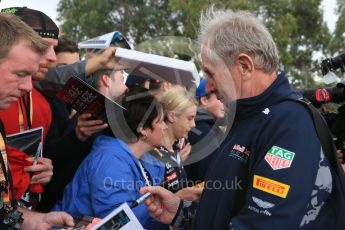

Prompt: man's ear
xmin=237 ymin=53 xmax=254 ymax=80
xmin=167 ymin=111 xmax=175 ymax=123
xmin=138 ymin=127 xmax=147 ymax=139
xmin=199 ymin=96 xmax=208 ymax=106
xmin=101 ymin=74 xmax=111 ymax=87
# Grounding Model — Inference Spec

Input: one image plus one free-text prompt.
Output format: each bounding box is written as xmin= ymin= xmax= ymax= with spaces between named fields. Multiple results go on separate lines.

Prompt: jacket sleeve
xmin=36 ymin=61 xmax=86 ymax=97
xmin=88 ymin=151 xmax=150 ymax=224
xmin=230 ymin=102 xmax=332 ymax=229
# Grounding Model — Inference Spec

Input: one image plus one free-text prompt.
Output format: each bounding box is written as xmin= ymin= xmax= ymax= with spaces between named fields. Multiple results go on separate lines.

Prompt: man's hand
xmin=85 ymin=47 xmax=128 ymax=75
xmin=98 ymin=47 xmax=118 ymax=70
xmin=140 ymin=186 xmax=181 ymax=224
xmin=175 ymin=186 xmax=203 ymax=201
xmin=19 ymin=208 xmax=74 ymax=230
xmin=24 ymin=157 xmax=53 ymax=185
xmin=75 ymin=113 xmax=108 ymax=141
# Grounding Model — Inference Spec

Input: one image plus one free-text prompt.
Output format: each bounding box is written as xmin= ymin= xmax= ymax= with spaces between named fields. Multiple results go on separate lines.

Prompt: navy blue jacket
xmin=186 ymin=108 xmax=223 ymax=183
xmin=194 ymin=74 xmax=345 ymax=229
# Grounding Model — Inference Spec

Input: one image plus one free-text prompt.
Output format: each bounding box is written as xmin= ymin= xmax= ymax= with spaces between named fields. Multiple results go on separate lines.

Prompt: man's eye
xmin=15 ymin=73 xmax=28 ymax=78
xmin=203 ymin=71 xmax=213 ymax=79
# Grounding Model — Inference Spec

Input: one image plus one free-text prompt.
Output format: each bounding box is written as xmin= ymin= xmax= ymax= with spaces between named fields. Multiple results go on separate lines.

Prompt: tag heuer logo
xmin=265 ymin=146 xmax=295 ymax=170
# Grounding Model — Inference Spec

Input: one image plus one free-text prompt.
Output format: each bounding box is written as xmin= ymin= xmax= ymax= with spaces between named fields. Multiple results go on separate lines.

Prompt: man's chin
xmin=33 ymin=72 xmax=46 ymax=81
xmin=0 ymin=102 xmax=12 ymax=110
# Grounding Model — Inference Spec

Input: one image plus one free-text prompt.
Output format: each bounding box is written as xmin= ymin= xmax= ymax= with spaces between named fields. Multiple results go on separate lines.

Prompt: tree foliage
xmin=330 ymin=0 xmax=345 ymax=55
xmin=57 ymin=0 xmax=334 ymax=88
xmin=57 ymin=0 xmax=181 ymax=43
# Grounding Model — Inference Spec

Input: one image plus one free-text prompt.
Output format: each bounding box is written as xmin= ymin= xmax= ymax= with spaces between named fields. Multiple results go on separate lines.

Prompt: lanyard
xmin=0 ymin=134 xmax=8 ymax=187
xmin=18 ymin=92 xmax=33 ymax=132
xmin=0 ymin=126 xmax=17 ymax=210
xmin=137 ymin=160 xmax=151 ymax=187
xmin=170 ymin=152 xmax=182 ymax=167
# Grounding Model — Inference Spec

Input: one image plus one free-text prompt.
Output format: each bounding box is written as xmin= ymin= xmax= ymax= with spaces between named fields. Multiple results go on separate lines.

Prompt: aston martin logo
xmin=252 ymin=196 xmax=275 ymax=209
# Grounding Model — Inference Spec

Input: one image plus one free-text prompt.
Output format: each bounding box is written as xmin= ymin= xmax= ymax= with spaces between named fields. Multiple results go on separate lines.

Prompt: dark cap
xmin=125 ymin=75 xmax=148 ymax=87
xmin=1 ymin=7 xmax=59 ymax=39
xmin=195 ymin=79 xmax=207 ymax=100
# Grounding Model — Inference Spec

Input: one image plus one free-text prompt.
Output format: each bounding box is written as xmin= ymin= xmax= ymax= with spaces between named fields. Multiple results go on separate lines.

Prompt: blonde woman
xmin=155 ymin=86 xmax=202 ymax=201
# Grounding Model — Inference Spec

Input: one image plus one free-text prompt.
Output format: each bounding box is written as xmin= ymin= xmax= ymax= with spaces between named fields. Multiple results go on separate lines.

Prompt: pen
xmin=130 ymin=192 xmax=152 ymax=209
xmin=33 ymin=142 xmax=42 ymax=166
xmin=30 ymin=142 xmax=42 ymax=179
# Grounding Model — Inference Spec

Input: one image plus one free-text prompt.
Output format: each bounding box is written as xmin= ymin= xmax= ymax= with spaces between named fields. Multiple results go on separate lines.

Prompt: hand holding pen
xmin=138 ymin=186 xmax=181 ymax=224
xmin=33 ymin=142 xmax=42 ymax=166
xmin=24 ymin=142 xmax=53 ymax=185
xmin=130 ymin=192 xmax=152 ymax=208
xmin=130 ymin=179 xmax=171 ymax=209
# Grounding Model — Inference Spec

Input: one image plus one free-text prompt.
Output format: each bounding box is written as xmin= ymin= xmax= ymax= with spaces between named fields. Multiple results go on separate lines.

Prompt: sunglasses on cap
xmin=111 ymin=31 xmax=131 ymax=49
xmin=86 ymin=31 xmax=131 ymax=54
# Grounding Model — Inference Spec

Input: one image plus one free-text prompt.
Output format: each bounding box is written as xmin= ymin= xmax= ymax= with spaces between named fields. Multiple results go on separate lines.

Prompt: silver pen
xmin=130 ymin=192 xmax=152 ymax=209
xmin=29 ymin=142 xmax=42 ymax=178
xmin=33 ymin=142 xmax=42 ymax=165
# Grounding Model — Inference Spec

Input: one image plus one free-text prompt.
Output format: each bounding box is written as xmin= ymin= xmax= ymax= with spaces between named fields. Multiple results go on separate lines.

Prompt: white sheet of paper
xmin=90 ymin=203 xmax=144 ymax=230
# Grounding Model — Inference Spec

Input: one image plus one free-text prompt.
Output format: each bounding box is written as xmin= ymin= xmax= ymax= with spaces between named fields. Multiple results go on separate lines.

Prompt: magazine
xmin=56 ymin=75 xmax=124 ymax=121
xmin=90 ymin=203 xmax=144 ymax=230
xmin=78 ymin=31 xmax=200 ymax=88
xmin=6 ymin=127 xmax=43 ymax=158
xmin=115 ymin=47 xmax=200 ymax=88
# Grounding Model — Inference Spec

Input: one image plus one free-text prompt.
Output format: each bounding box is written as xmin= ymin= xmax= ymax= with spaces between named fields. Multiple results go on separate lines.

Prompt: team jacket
xmin=186 ymin=107 xmax=223 ymax=183
xmin=194 ymin=74 xmax=345 ymax=229
xmin=52 ymin=135 xmax=167 ymax=229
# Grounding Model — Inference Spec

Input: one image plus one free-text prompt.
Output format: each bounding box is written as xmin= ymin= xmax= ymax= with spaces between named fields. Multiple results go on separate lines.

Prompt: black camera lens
xmin=321 ymin=53 xmax=345 ymax=75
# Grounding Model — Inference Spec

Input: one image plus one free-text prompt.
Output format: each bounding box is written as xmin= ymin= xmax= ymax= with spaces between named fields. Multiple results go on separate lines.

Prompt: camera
xmin=2 ymin=209 xmax=23 ymax=230
xmin=300 ymin=84 xmax=345 ymax=156
xmin=300 ymin=85 xmax=345 ymax=108
xmin=320 ymin=53 xmax=345 ymax=75
xmin=298 ymin=54 xmax=345 ymax=161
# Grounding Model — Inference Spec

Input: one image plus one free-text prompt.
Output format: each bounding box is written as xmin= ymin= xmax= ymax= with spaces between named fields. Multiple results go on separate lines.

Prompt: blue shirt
xmin=52 ymin=135 xmax=167 ymax=229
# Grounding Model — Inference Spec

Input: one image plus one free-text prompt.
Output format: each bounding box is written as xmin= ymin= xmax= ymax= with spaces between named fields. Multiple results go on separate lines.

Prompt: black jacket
xmin=185 ymin=108 xmax=224 ymax=183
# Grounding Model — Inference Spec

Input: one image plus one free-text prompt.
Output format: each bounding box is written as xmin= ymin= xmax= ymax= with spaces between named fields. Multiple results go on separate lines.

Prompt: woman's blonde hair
xmin=160 ymin=86 xmax=197 ymax=118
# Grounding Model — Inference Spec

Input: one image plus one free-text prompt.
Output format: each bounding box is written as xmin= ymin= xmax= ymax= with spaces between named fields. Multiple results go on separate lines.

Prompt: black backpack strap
xmin=295 ymin=98 xmax=345 ymax=197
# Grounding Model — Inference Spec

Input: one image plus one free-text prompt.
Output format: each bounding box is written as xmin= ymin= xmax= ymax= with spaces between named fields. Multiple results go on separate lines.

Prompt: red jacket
xmin=0 ymin=87 xmax=51 ymax=199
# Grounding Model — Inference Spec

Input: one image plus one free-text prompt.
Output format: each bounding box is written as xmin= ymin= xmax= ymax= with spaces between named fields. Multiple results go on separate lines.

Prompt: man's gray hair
xmin=199 ymin=7 xmax=279 ymax=73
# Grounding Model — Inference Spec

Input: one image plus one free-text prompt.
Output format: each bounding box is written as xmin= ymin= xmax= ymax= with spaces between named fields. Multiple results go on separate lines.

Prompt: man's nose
xmin=44 ymin=46 xmax=57 ymax=63
xmin=19 ymin=76 xmax=33 ymax=93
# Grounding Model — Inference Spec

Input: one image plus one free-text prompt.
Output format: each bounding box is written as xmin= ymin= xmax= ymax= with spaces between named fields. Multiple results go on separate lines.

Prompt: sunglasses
xmin=86 ymin=31 xmax=131 ymax=55
xmin=111 ymin=31 xmax=131 ymax=49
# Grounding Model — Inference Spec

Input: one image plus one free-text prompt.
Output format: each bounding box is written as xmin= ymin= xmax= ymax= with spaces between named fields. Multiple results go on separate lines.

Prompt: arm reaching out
xmin=19 ymin=207 xmax=74 ymax=230
xmin=140 ymin=186 xmax=181 ymax=224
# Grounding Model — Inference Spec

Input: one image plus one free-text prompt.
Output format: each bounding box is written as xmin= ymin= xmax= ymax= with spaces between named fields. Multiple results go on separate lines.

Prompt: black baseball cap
xmin=1 ymin=6 xmax=59 ymax=39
